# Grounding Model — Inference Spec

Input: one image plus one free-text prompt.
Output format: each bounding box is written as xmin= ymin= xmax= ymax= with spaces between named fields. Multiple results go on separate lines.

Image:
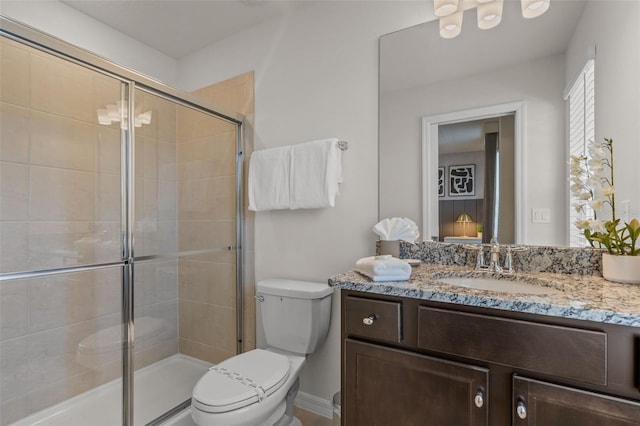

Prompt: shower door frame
xmin=0 ymin=15 xmax=246 ymax=426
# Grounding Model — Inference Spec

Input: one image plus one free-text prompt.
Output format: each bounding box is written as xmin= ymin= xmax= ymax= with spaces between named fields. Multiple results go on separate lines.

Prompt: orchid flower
xmin=574 ymin=138 xmax=638 ymax=255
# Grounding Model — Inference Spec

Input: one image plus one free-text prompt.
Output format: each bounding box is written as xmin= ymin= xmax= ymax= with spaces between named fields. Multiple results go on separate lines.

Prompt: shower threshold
xmin=10 ymin=354 xmax=209 ymax=426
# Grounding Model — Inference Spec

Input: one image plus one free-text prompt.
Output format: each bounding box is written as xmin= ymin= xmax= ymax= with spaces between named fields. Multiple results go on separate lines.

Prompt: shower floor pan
xmin=10 ymin=354 xmax=209 ymax=426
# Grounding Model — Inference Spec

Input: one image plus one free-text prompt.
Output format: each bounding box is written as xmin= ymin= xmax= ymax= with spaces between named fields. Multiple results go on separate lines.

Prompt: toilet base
xmin=273 ymin=414 xmax=301 ymax=426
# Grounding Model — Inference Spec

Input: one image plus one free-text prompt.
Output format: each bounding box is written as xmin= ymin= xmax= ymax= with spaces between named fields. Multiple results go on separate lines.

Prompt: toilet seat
xmin=192 ymin=349 xmax=290 ymax=414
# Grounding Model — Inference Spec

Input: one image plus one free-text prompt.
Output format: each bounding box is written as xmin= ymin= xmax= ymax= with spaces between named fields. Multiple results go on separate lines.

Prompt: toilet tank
xmin=257 ymin=279 xmax=334 ymax=355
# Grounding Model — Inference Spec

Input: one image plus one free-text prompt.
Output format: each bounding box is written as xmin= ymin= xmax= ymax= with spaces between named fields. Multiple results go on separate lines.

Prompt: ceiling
xmin=61 ymin=0 xmax=305 ymax=59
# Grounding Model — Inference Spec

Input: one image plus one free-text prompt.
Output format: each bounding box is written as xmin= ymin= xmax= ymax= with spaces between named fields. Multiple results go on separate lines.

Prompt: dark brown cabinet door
xmin=513 ymin=376 xmax=640 ymax=426
xmin=344 ymin=339 xmax=489 ymax=426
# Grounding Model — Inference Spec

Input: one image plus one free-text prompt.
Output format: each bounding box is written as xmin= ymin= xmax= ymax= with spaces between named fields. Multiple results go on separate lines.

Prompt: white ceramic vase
xmin=601 ymin=253 xmax=640 ymax=284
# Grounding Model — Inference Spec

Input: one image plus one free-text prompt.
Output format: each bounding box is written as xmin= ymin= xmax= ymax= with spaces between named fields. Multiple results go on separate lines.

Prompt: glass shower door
xmin=0 ymin=36 xmax=127 ymax=425
xmin=1 ymin=27 xmax=243 ymax=426
xmin=131 ymin=88 xmax=240 ymax=424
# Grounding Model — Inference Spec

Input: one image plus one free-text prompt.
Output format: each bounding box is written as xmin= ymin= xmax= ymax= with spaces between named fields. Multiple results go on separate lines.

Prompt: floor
xmin=294 ymin=407 xmax=335 ymax=426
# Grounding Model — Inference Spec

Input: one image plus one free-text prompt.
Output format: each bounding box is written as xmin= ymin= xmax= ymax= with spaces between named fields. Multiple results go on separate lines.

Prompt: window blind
xmin=567 ymin=59 xmax=595 ymax=247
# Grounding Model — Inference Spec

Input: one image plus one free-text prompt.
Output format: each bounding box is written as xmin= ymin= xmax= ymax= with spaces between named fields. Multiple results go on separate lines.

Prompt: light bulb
xmin=97 ymin=109 xmax=112 ymax=125
xmin=521 ymin=0 xmax=550 ymax=18
xmin=477 ymin=0 xmax=503 ymax=29
xmin=440 ymin=11 xmax=463 ymax=38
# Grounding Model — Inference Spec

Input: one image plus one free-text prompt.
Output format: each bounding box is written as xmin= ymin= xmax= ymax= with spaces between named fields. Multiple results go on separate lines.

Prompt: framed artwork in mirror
xmin=449 ymin=164 xmax=475 ymax=196
xmin=438 ymin=167 xmax=445 ymax=197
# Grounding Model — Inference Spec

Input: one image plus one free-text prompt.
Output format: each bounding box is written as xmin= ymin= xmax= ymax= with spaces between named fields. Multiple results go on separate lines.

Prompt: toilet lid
xmin=192 ymin=349 xmax=290 ymax=414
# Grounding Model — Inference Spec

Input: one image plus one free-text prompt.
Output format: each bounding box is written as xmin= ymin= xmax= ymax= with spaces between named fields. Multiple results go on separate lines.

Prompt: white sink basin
xmin=438 ymin=276 xmax=561 ymax=295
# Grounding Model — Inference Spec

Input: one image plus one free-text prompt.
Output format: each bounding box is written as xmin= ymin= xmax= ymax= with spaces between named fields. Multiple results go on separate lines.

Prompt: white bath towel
xmin=355 ymin=255 xmax=412 ymax=282
xmin=290 ymin=138 xmax=342 ymax=209
xmin=248 ymin=145 xmax=292 ymax=211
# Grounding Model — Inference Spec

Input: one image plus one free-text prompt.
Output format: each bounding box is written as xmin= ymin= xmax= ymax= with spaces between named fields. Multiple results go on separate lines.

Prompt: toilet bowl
xmin=191 ymin=279 xmax=333 ymax=426
xmin=191 ymin=348 xmax=305 ymax=426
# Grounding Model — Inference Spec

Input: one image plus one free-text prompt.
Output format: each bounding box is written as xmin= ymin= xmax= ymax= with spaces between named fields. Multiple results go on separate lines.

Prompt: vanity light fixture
xmin=436 ymin=0 xmax=550 ymax=38
xmin=456 ymin=212 xmax=474 ymax=237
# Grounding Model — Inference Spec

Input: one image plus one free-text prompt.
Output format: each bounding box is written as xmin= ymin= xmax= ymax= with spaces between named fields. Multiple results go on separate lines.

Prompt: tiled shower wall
xmin=177 ymin=72 xmax=256 ymax=363
xmin=175 ymin=101 xmax=237 ymax=363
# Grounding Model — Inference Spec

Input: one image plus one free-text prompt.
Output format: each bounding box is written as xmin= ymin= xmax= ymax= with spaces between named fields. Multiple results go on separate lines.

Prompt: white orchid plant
xmin=570 ymin=137 xmax=639 ymax=255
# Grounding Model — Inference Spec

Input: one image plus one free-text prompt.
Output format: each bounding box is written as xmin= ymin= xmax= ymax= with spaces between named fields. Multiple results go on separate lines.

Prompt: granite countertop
xmin=329 ymin=263 xmax=640 ymax=327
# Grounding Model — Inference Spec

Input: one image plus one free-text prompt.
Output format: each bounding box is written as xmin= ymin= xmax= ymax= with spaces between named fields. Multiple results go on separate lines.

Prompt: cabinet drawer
xmin=344 ymin=296 xmax=401 ymax=343
xmin=418 ymin=307 xmax=607 ymax=385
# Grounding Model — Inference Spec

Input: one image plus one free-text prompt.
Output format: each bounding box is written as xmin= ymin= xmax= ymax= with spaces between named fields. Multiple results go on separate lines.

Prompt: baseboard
xmin=294 ymin=391 xmax=334 ymax=419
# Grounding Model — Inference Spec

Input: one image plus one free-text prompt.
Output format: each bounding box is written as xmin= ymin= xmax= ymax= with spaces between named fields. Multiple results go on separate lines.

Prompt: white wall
xmin=178 ymin=2 xmax=431 ymax=402
xmin=566 ymin=0 xmax=640 ymax=220
xmin=1 ymin=0 xmax=179 ymax=85
xmin=380 ymin=54 xmax=567 ymax=246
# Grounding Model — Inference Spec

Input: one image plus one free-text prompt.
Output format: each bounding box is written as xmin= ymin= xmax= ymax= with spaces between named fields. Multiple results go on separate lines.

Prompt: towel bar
xmin=337 ymin=140 xmax=349 ymax=151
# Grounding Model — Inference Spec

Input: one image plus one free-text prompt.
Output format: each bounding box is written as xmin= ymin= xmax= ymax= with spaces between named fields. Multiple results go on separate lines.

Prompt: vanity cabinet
xmin=341 ymin=290 xmax=640 ymax=426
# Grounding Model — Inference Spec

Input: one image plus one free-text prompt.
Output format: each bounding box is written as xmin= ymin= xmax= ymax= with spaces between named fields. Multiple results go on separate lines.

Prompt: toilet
xmin=191 ymin=278 xmax=334 ymax=426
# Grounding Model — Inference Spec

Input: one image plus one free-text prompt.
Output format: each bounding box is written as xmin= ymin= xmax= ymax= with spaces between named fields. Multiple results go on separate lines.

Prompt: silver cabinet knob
xmin=362 ymin=315 xmax=377 ymax=326
xmin=516 ymin=401 xmax=527 ymax=419
xmin=474 ymin=391 xmax=484 ymax=408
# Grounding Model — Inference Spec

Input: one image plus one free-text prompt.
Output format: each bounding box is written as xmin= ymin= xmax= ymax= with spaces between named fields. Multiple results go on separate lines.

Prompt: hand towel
xmin=290 ymin=138 xmax=342 ymax=209
xmin=355 ymin=255 xmax=412 ymax=282
xmin=248 ymin=146 xmax=292 ymax=211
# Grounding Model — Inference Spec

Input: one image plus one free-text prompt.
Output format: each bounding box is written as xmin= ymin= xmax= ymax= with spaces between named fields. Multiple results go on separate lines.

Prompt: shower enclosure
xmin=0 ymin=17 xmax=245 ymax=426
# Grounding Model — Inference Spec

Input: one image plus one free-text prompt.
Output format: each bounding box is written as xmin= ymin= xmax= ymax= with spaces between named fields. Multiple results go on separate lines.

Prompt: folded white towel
xmin=290 ymin=138 xmax=342 ymax=209
xmin=248 ymin=146 xmax=292 ymax=211
xmin=373 ymin=217 xmax=420 ymax=243
xmin=355 ymin=255 xmax=412 ymax=282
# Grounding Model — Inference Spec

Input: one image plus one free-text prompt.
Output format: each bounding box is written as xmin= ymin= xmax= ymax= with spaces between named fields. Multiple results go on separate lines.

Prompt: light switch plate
xmin=621 ymin=200 xmax=631 ymax=222
xmin=532 ymin=208 xmax=551 ymax=223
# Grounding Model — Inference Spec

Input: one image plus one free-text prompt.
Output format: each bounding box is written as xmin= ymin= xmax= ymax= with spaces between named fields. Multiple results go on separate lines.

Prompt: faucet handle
xmin=464 ymin=244 xmax=486 ymax=269
xmin=476 ymin=247 xmax=486 ymax=269
xmin=504 ymin=246 xmax=514 ymax=273
xmin=462 ymin=244 xmax=486 ymax=270
xmin=504 ymin=245 xmax=527 ymax=273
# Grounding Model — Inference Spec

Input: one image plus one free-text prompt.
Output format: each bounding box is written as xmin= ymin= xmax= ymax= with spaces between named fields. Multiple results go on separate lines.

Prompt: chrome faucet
xmin=468 ymin=239 xmax=506 ymax=274
xmin=468 ymin=241 xmax=527 ymax=274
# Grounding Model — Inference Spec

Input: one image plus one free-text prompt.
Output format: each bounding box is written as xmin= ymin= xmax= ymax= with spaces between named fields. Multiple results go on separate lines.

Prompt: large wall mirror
xmin=379 ymin=0 xmax=640 ymax=247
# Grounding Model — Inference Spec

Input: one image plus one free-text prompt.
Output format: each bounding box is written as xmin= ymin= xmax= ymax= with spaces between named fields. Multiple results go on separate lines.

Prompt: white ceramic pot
xmin=602 ymin=253 xmax=640 ymax=284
